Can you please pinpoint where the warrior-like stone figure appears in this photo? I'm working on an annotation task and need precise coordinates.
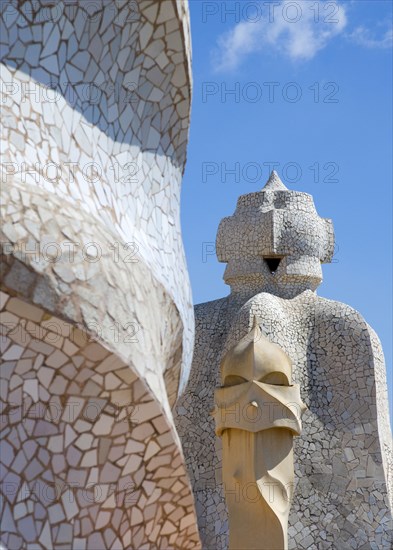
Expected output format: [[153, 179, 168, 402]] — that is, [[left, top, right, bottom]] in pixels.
[[213, 317, 306, 549], [176, 171, 392, 549]]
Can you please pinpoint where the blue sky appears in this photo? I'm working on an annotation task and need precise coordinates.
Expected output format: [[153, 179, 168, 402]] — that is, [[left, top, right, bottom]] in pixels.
[[180, 1, 392, 421]]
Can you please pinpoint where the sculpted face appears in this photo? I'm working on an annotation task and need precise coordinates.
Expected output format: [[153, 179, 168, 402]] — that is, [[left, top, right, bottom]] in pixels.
[[214, 318, 305, 437]]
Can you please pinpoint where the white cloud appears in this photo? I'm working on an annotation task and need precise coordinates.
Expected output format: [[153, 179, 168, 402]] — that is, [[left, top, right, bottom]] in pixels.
[[349, 26, 393, 49], [212, 1, 348, 72]]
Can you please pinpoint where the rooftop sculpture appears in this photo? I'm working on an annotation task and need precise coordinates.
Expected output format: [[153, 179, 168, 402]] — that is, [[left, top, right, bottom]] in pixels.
[[1, 0, 391, 547], [176, 171, 392, 549]]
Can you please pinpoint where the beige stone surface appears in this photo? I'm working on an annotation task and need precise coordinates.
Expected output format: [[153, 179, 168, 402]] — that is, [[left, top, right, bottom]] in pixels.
[[214, 320, 305, 550]]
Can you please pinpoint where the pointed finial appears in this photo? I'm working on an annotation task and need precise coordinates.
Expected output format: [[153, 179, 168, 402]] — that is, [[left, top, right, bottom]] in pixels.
[[262, 170, 288, 191]]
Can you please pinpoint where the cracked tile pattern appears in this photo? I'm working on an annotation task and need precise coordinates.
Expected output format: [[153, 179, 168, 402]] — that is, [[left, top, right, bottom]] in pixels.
[[0, 0, 194, 393], [1, 1, 200, 548], [0, 293, 200, 550], [176, 174, 393, 550]]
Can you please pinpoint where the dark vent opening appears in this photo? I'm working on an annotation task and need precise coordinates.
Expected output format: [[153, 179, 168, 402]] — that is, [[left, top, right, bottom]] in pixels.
[[264, 257, 282, 274]]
